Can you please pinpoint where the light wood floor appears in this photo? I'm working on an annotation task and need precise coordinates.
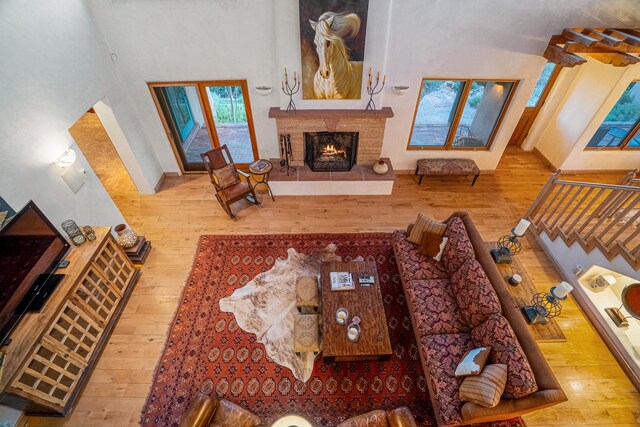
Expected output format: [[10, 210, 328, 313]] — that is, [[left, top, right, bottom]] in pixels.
[[24, 114, 640, 426]]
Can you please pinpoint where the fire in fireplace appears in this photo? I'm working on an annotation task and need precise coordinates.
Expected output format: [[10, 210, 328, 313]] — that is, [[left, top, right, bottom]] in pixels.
[[304, 131, 359, 172]]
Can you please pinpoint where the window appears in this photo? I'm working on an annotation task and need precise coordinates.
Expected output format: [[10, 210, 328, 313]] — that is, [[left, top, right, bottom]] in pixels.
[[527, 63, 556, 107], [408, 79, 517, 150], [586, 81, 640, 149]]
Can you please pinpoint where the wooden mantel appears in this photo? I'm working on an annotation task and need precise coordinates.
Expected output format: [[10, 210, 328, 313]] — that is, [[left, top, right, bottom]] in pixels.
[[268, 107, 394, 119]]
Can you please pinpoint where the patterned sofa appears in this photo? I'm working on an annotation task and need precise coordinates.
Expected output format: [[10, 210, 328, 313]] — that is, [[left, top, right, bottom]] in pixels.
[[391, 212, 567, 427]]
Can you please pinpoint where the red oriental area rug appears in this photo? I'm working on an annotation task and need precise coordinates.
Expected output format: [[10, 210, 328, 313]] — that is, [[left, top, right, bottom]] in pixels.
[[141, 233, 525, 427]]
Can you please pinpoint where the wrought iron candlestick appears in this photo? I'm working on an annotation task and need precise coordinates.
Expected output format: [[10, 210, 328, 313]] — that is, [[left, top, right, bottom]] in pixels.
[[365, 67, 386, 111], [282, 68, 300, 112]]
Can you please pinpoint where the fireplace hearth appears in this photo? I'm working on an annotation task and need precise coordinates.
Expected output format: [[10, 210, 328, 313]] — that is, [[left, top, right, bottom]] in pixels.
[[304, 132, 359, 172]]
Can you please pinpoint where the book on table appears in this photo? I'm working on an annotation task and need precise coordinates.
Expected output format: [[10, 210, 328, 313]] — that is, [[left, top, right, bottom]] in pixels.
[[330, 272, 355, 291]]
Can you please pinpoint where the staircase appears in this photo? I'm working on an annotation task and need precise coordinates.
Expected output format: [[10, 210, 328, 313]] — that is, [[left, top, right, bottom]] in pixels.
[[524, 169, 640, 270]]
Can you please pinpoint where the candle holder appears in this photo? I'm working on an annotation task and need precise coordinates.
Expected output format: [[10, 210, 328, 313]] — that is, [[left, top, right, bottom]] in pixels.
[[490, 219, 531, 264], [522, 291, 559, 325], [365, 68, 386, 112], [522, 286, 569, 325], [282, 68, 300, 112]]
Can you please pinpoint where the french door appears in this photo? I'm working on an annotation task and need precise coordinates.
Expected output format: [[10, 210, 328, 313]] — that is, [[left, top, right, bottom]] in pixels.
[[149, 80, 258, 172], [508, 63, 561, 147]]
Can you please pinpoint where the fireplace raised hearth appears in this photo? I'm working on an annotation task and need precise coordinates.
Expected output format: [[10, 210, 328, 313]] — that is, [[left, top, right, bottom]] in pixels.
[[304, 131, 359, 172]]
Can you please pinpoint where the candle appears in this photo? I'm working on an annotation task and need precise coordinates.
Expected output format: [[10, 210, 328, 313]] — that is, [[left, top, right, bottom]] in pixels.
[[294, 71, 297, 81], [513, 219, 531, 237], [281, 82, 284, 91], [383, 74, 386, 84], [376, 71, 380, 80], [552, 281, 573, 299]]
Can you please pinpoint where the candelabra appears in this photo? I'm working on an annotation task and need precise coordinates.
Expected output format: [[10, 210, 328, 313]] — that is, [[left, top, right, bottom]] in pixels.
[[281, 68, 300, 112], [365, 68, 386, 111]]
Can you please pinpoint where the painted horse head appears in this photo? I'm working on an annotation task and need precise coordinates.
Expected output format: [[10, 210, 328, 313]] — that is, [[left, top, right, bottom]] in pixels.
[[309, 12, 361, 80]]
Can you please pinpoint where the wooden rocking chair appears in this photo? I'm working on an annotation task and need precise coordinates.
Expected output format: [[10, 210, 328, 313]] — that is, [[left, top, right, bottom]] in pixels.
[[201, 145, 259, 219]]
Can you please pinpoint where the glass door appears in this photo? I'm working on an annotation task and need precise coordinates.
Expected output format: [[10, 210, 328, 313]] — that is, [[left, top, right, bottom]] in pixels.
[[508, 63, 561, 146], [202, 83, 258, 165], [149, 80, 258, 172]]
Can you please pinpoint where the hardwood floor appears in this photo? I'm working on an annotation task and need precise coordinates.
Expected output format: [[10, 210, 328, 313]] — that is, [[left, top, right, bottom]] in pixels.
[[23, 115, 640, 426]]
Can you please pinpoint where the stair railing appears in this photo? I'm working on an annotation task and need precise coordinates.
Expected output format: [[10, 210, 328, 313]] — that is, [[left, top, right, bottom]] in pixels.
[[524, 169, 640, 269]]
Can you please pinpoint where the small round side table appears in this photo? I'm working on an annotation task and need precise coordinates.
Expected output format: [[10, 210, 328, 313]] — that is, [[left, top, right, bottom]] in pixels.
[[271, 414, 313, 427], [249, 159, 275, 201]]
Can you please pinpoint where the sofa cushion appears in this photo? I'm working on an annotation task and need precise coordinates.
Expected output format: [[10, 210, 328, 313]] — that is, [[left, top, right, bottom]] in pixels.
[[392, 231, 449, 280], [451, 259, 502, 327], [441, 217, 476, 275], [405, 279, 469, 335], [471, 314, 538, 399], [421, 333, 474, 425]]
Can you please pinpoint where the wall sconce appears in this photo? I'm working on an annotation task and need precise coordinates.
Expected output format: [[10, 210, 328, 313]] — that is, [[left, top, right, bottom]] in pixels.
[[54, 148, 85, 193], [55, 149, 77, 168], [255, 86, 273, 96], [392, 85, 410, 95]]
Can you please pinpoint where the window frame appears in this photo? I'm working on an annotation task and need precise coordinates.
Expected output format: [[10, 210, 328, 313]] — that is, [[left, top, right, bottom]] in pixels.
[[406, 78, 519, 151], [584, 80, 640, 151]]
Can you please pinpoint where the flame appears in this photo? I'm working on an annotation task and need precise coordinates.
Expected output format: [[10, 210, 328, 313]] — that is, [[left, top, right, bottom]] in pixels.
[[321, 144, 347, 157]]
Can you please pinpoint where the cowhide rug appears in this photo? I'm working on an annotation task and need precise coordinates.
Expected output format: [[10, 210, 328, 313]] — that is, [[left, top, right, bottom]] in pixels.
[[219, 244, 341, 382]]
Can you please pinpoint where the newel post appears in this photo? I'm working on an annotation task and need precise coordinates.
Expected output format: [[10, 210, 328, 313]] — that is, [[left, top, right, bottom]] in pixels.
[[524, 169, 562, 220]]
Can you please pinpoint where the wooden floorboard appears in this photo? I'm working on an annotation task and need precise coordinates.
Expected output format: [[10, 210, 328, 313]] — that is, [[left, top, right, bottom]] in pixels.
[[22, 113, 640, 426]]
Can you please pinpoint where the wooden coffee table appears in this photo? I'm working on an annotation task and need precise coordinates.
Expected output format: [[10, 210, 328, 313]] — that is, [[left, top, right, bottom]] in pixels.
[[320, 260, 393, 362]]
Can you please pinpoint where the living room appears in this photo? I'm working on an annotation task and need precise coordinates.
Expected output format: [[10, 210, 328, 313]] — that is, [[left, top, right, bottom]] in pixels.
[[1, 0, 640, 426]]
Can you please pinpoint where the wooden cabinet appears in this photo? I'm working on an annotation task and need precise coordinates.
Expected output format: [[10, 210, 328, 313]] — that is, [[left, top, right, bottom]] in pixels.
[[0, 227, 140, 415]]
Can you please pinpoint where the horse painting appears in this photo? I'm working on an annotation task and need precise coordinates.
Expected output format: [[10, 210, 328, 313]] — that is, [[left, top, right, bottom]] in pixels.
[[308, 12, 363, 99]]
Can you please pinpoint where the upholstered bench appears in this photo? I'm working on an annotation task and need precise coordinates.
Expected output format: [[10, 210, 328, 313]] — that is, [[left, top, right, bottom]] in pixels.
[[296, 276, 319, 313], [415, 159, 480, 186], [294, 314, 320, 356]]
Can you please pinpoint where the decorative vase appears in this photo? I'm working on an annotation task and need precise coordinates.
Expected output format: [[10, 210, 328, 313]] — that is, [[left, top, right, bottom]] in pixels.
[[61, 219, 85, 246], [373, 160, 388, 175], [114, 224, 138, 249]]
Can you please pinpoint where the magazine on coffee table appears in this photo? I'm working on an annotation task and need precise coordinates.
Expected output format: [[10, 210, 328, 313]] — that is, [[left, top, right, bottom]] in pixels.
[[330, 272, 355, 291]]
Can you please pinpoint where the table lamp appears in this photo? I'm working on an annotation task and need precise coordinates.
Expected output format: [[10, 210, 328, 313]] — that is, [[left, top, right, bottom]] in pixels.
[[522, 281, 573, 324], [490, 219, 531, 264]]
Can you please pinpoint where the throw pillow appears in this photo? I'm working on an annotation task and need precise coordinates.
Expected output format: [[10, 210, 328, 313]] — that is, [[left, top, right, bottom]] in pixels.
[[459, 363, 508, 408], [418, 230, 442, 257], [455, 347, 491, 377], [213, 164, 239, 189], [407, 213, 447, 245], [434, 237, 448, 262]]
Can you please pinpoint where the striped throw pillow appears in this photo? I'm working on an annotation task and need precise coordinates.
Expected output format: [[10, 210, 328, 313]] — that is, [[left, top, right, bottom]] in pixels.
[[407, 214, 447, 244], [459, 364, 508, 408]]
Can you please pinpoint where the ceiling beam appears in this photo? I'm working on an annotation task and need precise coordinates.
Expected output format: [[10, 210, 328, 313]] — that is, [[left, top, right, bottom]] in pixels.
[[588, 53, 640, 67], [543, 44, 586, 67], [544, 27, 640, 68], [561, 29, 599, 46], [581, 28, 624, 47]]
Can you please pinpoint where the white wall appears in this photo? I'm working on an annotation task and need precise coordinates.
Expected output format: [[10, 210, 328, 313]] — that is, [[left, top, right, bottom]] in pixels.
[[0, 0, 127, 230], [87, 0, 640, 174], [534, 58, 640, 171]]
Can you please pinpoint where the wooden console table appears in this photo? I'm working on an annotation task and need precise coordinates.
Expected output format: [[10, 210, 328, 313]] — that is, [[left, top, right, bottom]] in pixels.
[[485, 242, 566, 343], [0, 227, 140, 415]]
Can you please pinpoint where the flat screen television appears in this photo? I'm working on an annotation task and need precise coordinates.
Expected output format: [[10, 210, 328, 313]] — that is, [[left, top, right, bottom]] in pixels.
[[0, 201, 70, 345]]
